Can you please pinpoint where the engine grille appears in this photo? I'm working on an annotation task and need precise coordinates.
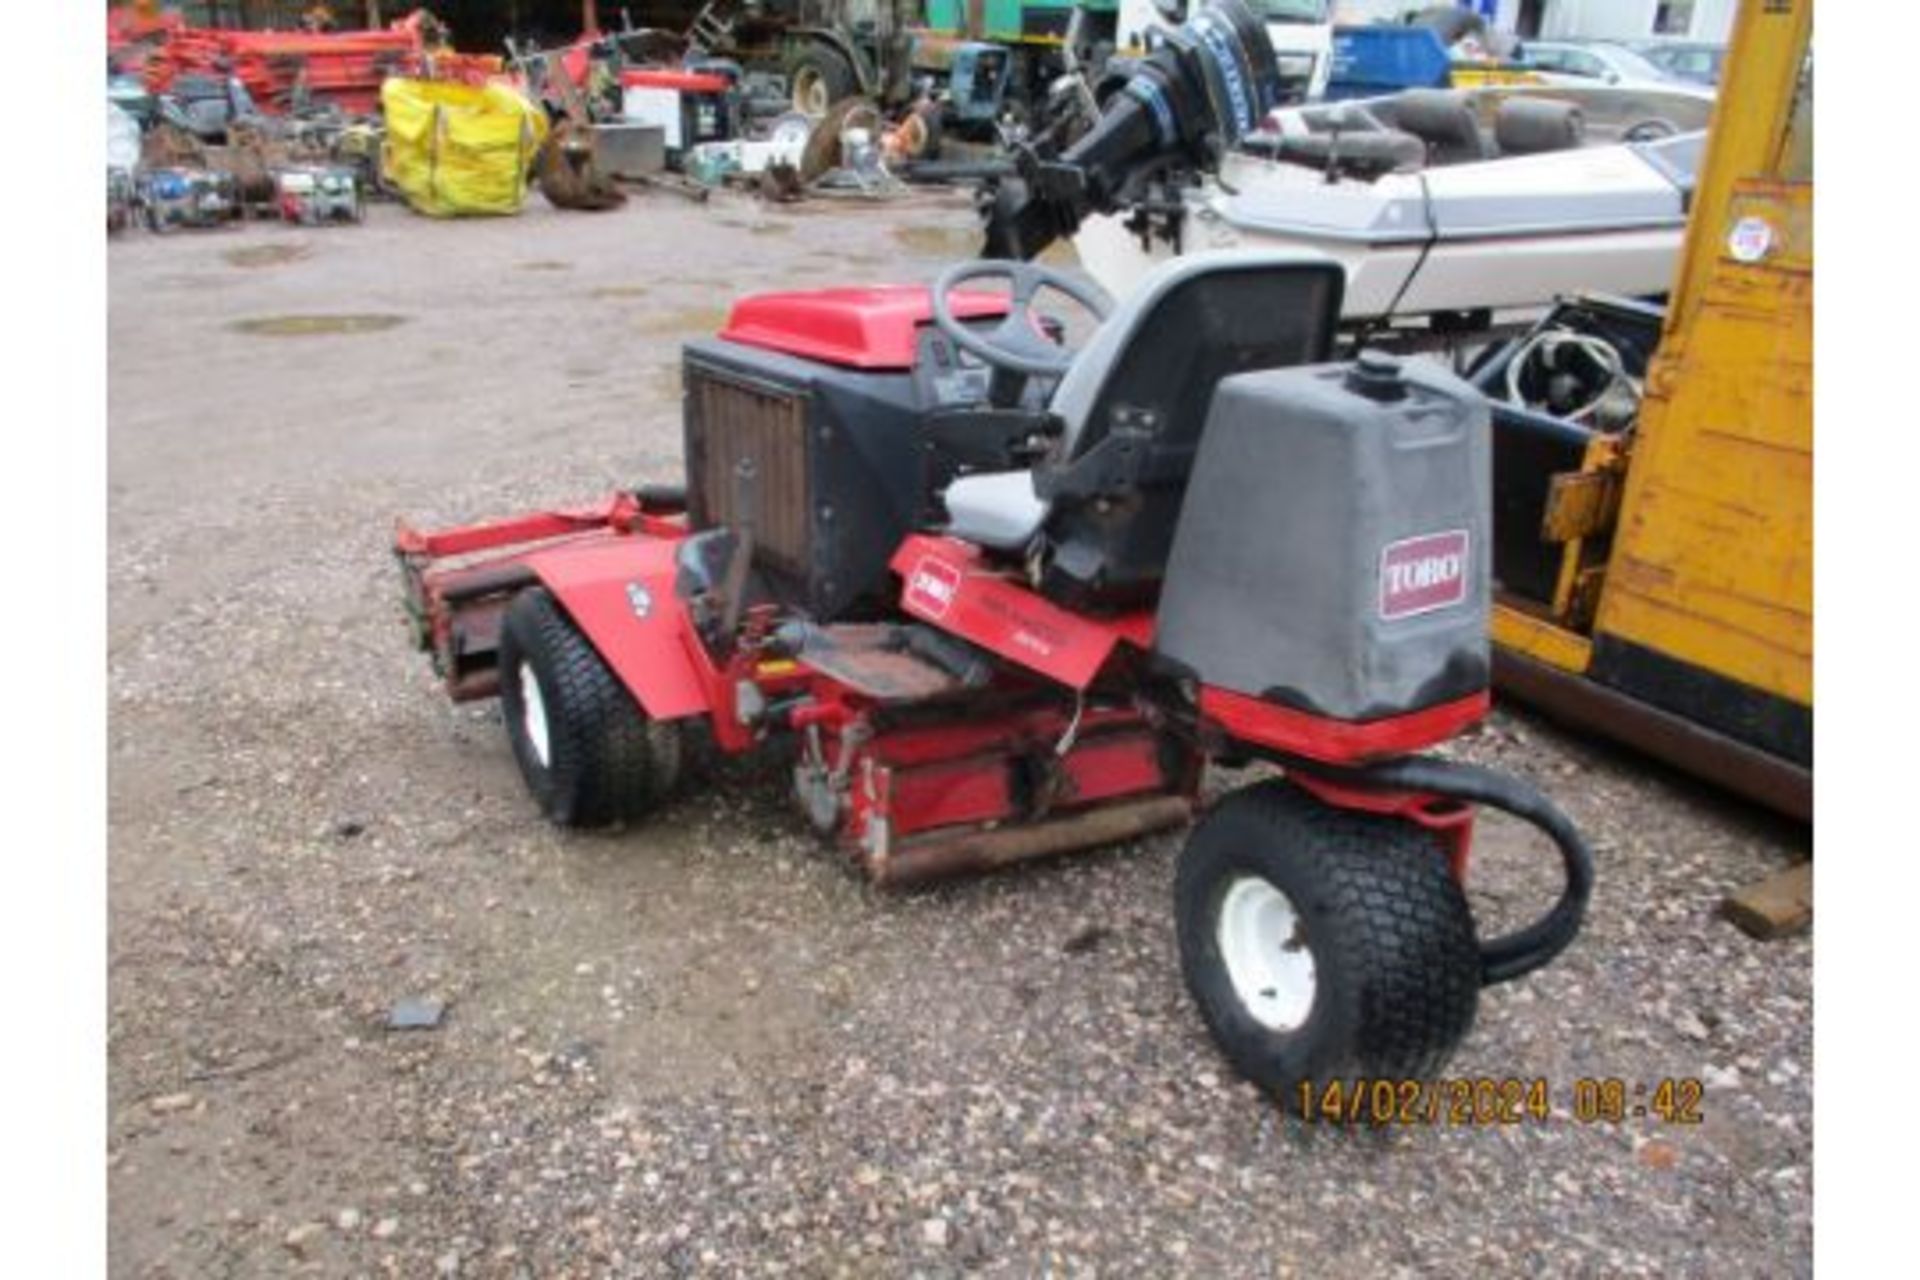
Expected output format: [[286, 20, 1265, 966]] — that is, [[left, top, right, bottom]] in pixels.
[[684, 363, 811, 582]]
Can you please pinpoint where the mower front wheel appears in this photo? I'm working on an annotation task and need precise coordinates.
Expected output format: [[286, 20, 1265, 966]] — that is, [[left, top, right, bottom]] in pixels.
[[1175, 780, 1480, 1109], [498, 587, 683, 828]]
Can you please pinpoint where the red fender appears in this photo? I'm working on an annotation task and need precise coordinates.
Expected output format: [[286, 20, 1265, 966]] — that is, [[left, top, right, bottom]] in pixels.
[[889, 535, 1154, 689], [521, 536, 711, 721]]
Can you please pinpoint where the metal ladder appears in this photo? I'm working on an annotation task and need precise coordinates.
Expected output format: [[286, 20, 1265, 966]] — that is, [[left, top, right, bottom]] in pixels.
[[686, 3, 735, 57]]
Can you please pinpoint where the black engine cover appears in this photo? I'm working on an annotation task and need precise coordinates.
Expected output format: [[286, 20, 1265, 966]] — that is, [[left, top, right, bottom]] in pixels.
[[682, 334, 1001, 620]]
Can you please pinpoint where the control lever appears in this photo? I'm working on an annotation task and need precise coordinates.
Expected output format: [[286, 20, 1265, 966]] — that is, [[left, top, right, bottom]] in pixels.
[[719, 457, 756, 641]]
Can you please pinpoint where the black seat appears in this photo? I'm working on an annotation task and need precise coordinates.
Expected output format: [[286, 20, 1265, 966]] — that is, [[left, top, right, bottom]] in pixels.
[[1371, 89, 1488, 165], [1494, 97, 1585, 155], [942, 251, 1345, 610]]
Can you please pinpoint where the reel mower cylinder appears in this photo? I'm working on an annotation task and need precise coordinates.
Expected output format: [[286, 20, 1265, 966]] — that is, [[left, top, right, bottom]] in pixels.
[[1154, 353, 1492, 723]]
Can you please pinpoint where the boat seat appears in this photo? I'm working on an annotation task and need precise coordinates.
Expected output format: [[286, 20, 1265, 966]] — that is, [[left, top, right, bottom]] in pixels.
[[1495, 98, 1585, 155], [943, 251, 1344, 607], [1274, 128, 1427, 178], [1373, 89, 1487, 165]]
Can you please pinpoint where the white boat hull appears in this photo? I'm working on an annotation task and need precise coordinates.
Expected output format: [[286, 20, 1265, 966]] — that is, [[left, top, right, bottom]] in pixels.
[[1075, 208, 1685, 319], [1073, 87, 1708, 319]]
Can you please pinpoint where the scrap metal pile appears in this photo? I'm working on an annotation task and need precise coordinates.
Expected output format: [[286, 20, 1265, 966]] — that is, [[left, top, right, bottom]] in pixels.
[[105, 8, 487, 236], [101, 2, 1143, 234], [112, 9, 500, 117]]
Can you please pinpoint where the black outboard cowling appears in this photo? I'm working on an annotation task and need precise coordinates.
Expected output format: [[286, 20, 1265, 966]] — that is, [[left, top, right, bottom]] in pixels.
[[982, 0, 1280, 261]]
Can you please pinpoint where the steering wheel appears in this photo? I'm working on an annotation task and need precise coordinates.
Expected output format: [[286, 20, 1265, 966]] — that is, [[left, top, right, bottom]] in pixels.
[[929, 259, 1116, 379]]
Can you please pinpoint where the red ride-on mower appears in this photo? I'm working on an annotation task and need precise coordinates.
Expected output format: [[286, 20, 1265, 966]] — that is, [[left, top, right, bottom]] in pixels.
[[395, 250, 1594, 1102]]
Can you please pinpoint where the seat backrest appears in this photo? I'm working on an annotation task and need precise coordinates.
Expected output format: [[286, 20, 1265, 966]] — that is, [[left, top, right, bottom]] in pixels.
[[1035, 251, 1344, 609], [1370, 89, 1487, 165], [1494, 96, 1585, 155]]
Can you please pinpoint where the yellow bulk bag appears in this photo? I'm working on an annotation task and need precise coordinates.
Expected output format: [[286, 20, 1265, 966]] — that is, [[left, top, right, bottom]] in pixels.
[[380, 78, 548, 217]]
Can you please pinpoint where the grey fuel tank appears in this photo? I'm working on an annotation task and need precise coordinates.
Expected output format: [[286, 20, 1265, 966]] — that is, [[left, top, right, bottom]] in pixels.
[[1153, 352, 1491, 723]]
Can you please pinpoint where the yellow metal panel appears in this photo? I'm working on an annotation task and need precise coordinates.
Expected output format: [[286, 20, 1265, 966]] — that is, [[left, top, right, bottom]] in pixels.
[[1660, 0, 1813, 327], [1595, 177, 1812, 707], [1539, 468, 1619, 544], [1584, 0, 1814, 711], [1492, 603, 1593, 675]]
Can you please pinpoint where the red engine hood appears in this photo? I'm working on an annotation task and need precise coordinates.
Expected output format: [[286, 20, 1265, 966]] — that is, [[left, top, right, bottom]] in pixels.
[[718, 285, 1010, 371]]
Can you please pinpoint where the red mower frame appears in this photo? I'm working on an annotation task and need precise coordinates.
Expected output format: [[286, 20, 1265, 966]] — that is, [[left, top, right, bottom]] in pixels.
[[396, 497, 1523, 892]]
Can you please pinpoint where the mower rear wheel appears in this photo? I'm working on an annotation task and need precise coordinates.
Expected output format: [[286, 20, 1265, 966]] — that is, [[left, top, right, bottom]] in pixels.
[[498, 587, 683, 828], [1175, 780, 1480, 1108]]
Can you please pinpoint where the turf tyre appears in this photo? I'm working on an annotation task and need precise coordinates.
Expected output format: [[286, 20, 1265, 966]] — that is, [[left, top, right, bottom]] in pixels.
[[1175, 780, 1480, 1108], [498, 587, 683, 828]]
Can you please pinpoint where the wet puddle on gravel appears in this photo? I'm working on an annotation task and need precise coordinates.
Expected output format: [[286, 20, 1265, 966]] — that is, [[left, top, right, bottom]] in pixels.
[[224, 243, 311, 269], [517, 260, 573, 271], [635, 305, 731, 337], [714, 218, 794, 236], [591, 284, 652, 300], [891, 224, 1078, 265], [229, 313, 407, 337], [893, 224, 978, 257]]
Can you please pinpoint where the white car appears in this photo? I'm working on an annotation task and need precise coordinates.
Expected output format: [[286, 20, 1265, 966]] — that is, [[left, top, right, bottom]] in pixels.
[[1516, 40, 1683, 89]]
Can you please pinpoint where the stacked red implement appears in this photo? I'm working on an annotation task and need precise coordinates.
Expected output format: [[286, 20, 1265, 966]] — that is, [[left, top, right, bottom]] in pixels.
[[130, 12, 501, 116]]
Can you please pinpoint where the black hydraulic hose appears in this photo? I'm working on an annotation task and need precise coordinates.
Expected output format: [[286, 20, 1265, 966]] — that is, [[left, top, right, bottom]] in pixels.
[[1288, 753, 1595, 986]]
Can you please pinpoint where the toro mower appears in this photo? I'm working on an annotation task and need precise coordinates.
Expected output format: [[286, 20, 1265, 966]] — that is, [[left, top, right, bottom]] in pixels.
[[395, 1, 1592, 1102]]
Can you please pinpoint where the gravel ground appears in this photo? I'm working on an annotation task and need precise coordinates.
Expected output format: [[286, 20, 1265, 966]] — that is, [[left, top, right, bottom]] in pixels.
[[109, 190, 1811, 1278]]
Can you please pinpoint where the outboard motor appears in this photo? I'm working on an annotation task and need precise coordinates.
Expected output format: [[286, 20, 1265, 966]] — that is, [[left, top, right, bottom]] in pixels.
[[982, 0, 1280, 260]]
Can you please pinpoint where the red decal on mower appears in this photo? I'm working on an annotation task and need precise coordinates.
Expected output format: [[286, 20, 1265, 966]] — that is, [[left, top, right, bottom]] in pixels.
[[1379, 530, 1470, 621], [904, 556, 963, 619], [890, 536, 1151, 689]]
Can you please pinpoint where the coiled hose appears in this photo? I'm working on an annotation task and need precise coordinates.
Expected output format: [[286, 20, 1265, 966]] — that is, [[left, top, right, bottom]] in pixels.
[[1294, 753, 1596, 986]]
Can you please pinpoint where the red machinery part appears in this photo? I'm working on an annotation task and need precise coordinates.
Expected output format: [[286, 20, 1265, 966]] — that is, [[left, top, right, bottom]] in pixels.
[[391, 496, 1513, 895], [394, 495, 706, 709], [144, 26, 424, 115], [621, 70, 733, 94], [518, 537, 710, 722], [1285, 770, 1477, 881], [397, 496, 1201, 883], [720, 288, 1011, 371], [889, 535, 1154, 689], [1198, 684, 1490, 767], [131, 14, 499, 116], [830, 701, 1197, 884]]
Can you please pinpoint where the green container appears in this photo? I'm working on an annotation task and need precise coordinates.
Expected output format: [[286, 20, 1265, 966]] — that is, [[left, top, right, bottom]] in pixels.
[[921, 0, 1117, 45]]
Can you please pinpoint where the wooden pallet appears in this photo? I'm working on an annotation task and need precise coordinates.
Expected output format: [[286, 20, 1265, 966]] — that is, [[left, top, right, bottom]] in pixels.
[[1721, 861, 1812, 940]]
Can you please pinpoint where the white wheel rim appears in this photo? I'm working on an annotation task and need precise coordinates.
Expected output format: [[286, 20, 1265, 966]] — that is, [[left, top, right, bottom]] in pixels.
[[1217, 875, 1318, 1033], [518, 661, 551, 769], [794, 69, 827, 117]]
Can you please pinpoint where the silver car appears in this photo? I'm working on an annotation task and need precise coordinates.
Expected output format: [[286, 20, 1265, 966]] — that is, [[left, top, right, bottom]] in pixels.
[[1516, 40, 1682, 89]]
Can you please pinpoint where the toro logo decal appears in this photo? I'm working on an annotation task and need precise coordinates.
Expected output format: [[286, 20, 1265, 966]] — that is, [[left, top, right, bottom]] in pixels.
[[1379, 530, 1470, 621], [904, 556, 963, 619]]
